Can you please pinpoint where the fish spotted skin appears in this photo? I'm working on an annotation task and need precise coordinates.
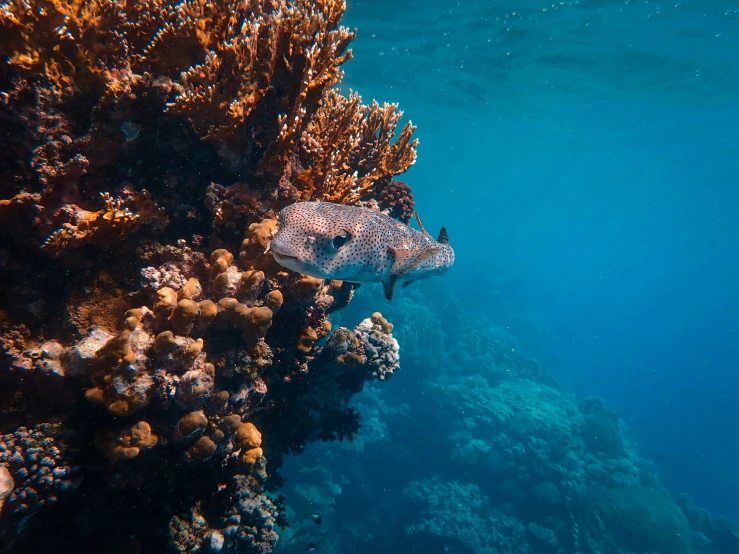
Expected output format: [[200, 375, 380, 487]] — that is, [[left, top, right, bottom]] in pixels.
[[270, 201, 454, 300]]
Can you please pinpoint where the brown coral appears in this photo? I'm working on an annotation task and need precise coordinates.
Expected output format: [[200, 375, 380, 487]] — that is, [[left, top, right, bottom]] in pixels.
[[242, 447, 264, 466], [209, 249, 234, 280], [170, 299, 200, 335], [239, 219, 280, 274], [98, 421, 158, 461], [296, 90, 418, 204], [371, 312, 394, 334], [377, 179, 415, 224], [234, 422, 262, 451], [177, 411, 209, 439], [297, 327, 319, 354], [185, 436, 217, 462], [42, 193, 141, 252], [167, 0, 355, 169]]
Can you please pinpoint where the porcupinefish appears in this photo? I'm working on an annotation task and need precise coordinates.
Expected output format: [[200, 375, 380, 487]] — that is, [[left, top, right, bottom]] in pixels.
[[270, 201, 454, 300]]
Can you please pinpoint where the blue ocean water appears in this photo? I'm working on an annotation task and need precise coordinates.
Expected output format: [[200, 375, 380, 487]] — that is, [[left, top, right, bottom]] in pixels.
[[275, 0, 739, 551]]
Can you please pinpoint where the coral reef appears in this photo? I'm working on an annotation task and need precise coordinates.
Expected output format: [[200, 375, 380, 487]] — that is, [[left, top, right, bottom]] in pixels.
[[0, 0, 418, 255], [273, 285, 739, 554], [0, 423, 79, 521], [0, 0, 416, 551]]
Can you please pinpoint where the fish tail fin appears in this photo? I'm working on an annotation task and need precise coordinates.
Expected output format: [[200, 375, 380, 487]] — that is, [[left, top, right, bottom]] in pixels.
[[389, 246, 440, 277]]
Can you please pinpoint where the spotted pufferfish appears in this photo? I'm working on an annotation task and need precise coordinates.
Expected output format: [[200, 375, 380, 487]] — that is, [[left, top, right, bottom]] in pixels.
[[270, 201, 454, 300]]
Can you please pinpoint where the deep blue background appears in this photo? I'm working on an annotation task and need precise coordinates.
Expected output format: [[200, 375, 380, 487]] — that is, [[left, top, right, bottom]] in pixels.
[[340, 0, 739, 518]]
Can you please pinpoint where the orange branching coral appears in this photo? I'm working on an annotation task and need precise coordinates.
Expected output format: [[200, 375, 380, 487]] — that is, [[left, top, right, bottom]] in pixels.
[[0, 0, 127, 71], [297, 89, 419, 204], [42, 192, 166, 252], [167, 0, 354, 162], [0, 0, 221, 87]]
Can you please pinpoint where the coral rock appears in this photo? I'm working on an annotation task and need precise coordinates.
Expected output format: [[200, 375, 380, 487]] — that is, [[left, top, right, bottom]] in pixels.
[[177, 411, 209, 439], [170, 299, 200, 335], [229, 305, 273, 346], [177, 278, 202, 301], [266, 290, 284, 311], [234, 423, 262, 451], [292, 276, 325, 304], [0, 0, 416, 548], [176, 367, 214, 408], [198, 300, 218, 327], [185, 436, 217, 462], [239, 219, 280, 274], [154, 330, 177, 353], [297, 327, 319, 354], [62, 328, 113, 377], [224, 414, 243, 434], [319, 327, 367, 376], [42, 193, 144, 252], [155, 287, 178, 316], [355, 315, 400, 380], [242, 447, 264, 466], [0, 465, 14, 512], [209, 249, 234, 280], [239, 270, 265, 299], [377, 179, 415, 224], [99, 421, 158, 461], [371, 312, 394, 334], [0, 424, 78, 516]]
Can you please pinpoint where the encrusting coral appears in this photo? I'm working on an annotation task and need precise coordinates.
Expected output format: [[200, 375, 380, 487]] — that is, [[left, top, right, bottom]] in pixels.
[[0, 1, 414, 551]]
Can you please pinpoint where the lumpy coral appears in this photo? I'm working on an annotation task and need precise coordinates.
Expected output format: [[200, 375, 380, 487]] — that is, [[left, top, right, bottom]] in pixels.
[[0, 1, 414, 551], [0, 424, 79, 520]]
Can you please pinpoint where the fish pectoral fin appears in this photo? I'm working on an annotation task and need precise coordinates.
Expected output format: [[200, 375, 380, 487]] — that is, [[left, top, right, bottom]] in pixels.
[[389, 246, 440, 277], [382, 275, 398, 301], [401, 279, 416, 288]]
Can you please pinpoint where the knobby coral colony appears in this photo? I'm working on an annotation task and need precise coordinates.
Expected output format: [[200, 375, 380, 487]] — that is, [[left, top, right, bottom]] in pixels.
[[0, 0, 413, 551]]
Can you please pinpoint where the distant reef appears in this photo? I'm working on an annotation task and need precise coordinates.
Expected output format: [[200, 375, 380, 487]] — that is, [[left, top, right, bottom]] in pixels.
[[274, 293, 739, 554], [0, 1, 416, 551]]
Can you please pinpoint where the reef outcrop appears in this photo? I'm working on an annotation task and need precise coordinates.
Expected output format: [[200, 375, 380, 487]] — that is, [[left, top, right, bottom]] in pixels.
[[0, 1, 412, 551]]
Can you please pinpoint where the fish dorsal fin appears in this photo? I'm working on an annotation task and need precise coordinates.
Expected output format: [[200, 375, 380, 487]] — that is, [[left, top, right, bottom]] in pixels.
[[438, 227, 449, 244], [382, 275, 398, 301], [389, 245, 440, 277], [414, 210, 433, 239]]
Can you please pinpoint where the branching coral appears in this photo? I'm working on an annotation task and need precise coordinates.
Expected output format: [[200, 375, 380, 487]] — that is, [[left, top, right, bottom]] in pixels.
[[168, 0, 355, 168], [0, 0, 416, 260], [296, 89, 419, 204], [42, 192, 167, 252]]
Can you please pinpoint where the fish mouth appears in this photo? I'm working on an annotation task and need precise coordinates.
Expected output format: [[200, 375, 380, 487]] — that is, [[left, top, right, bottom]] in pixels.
[[271, 248, 299, 263]]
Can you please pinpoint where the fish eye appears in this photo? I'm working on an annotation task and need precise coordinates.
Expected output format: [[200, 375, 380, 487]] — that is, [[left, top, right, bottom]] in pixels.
[[332, 233, 350, 249]]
